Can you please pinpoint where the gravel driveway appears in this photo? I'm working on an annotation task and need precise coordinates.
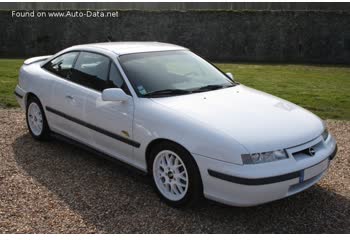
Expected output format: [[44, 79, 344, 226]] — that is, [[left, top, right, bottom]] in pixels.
[[0, 109, 349, 233]]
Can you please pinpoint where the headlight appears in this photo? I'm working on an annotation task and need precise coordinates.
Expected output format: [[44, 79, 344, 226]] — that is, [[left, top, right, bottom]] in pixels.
[[322, 128, 329, 141], [241, 149, 288, 164]]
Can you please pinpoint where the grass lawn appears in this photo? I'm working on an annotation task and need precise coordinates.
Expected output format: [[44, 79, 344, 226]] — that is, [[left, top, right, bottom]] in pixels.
[[0, 59, 349, 120], [216, 63, 350, 120], [0, 59, 24, 108]]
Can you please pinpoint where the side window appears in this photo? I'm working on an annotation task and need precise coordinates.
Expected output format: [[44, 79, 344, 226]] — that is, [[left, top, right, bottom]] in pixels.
[[109, 63, 131, 95], [70, 52, 110, 91], [43, 52, 79, 79]]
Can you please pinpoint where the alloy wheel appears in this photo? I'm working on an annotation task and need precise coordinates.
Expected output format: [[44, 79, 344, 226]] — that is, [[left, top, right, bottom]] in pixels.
[[153, 150, 189, 201]]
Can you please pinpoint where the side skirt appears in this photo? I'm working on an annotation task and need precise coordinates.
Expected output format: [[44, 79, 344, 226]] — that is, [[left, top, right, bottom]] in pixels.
[[50, 131, 147, 176]]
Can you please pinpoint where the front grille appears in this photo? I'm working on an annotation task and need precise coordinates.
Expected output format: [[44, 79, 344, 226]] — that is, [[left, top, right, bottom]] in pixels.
[[292, 140, 323, 161]]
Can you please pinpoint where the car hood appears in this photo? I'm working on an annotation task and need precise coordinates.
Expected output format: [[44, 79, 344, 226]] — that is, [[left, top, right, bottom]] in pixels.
[[151, 85, 324, 153]]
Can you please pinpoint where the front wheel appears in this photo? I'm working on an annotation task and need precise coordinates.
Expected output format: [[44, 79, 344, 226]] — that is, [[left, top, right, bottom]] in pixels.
[[150, 142, 203, 207]]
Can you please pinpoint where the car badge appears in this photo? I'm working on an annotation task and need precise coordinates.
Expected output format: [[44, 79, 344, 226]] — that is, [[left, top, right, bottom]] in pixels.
[[121, 130, 130, 137], [308, 147, 316, 156]]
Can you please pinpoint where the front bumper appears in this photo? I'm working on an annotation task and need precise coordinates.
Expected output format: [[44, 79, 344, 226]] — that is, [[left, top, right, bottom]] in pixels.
[[194, 135, 337, 207]]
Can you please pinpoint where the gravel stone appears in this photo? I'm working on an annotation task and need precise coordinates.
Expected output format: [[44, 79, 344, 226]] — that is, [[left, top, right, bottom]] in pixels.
[[0, 108, 349, 233]]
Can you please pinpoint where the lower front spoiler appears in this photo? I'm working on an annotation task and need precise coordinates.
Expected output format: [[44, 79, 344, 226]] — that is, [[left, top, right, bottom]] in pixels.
[[195, 144, 337, 207], [208, 169, 328, 207]]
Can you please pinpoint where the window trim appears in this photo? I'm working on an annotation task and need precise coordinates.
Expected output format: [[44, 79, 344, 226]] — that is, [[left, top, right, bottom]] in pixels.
[[42, 50, 132, 95]]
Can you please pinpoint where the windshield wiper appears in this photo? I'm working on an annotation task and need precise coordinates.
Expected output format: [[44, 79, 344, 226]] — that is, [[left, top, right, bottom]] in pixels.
[[143, 89, 192, 97], [192, 84, 233, 92]]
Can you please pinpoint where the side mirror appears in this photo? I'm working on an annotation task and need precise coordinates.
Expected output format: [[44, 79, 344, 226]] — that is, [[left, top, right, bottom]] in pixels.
[[226, 72, 234, 81], [102, 88, 129, 102]]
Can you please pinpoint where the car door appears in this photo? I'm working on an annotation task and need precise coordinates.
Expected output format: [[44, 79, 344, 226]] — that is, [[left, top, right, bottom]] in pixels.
[[43, 51, 92, 144], [72, 52, 135, 163]]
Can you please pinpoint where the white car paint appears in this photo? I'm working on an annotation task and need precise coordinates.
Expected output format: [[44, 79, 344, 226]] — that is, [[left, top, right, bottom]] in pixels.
[[151, 85, 324, 154], [15, 42, 337, 206]]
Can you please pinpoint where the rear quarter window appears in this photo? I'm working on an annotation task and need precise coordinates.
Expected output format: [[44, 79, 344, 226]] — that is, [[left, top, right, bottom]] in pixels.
[[43, 52, 79, 79]]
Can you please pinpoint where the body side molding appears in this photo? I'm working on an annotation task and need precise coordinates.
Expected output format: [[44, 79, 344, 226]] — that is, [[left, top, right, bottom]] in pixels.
[[14, 91, 23, 99], [45, 106, 141, 148]]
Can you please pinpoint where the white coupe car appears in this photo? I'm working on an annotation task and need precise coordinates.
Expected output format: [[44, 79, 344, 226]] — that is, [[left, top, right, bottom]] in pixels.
[[15, 42, 337, 207]]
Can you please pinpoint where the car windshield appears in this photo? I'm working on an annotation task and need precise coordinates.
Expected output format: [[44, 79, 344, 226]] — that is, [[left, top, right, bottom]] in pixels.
[[119, 50, 236, 97]]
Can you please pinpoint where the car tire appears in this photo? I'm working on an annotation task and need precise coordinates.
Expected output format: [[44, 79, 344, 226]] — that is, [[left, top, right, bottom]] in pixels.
[[149, 142, 203, 207], [26, 95, 50, 140]]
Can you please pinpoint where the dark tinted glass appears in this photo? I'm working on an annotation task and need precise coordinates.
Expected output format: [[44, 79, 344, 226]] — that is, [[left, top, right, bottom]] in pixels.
[[70, 52, 110, 91], [43, 52, 78, 79], [119, 50, 234, 96]]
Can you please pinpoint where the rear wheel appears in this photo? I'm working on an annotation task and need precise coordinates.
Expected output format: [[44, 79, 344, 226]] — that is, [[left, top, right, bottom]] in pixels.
[[149, 142, 203, 207], [26, 96, 50, 140]]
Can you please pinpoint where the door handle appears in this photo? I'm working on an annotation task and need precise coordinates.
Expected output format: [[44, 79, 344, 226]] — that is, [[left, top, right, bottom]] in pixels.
[[65, 95, 74, 100], [65, 95, 76, 104]]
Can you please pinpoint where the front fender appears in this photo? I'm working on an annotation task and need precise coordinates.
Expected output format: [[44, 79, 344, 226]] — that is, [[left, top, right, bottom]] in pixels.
[[132, 99, 248, 170]]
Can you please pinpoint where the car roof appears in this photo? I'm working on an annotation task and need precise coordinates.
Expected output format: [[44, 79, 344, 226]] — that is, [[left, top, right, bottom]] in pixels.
[[72, 42, 187, 55]]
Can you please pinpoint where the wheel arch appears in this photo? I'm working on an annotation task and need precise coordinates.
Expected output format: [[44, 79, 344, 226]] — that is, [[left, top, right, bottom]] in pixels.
[[24, 92, 40, 107], [145, 138, 204, 206], [145, 138, 199, 173]]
